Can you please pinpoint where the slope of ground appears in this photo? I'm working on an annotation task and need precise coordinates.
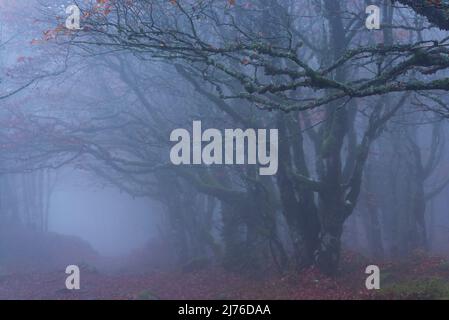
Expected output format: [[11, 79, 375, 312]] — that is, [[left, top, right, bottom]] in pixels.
[[0, 225, 100, 274]]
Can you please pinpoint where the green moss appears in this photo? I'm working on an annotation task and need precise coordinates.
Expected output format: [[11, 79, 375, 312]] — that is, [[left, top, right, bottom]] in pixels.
[[215, 292, 232, 300], [380, 277, 449, 300], [320, 133, 336, 157], [437, 261, 449, 273], [136, 290, 160, 300]]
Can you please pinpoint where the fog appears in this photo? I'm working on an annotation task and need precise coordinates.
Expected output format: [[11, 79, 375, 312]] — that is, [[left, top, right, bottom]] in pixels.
[[2, 0, 449, 300], [48, 169, 159, 256]]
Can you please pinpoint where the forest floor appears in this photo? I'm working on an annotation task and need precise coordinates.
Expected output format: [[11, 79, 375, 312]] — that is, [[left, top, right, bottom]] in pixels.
[[1, 251, 449, 299], [1, 229, 449, 299]]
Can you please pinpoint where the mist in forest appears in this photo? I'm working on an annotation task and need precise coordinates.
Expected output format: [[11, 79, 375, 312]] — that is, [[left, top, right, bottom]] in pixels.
[[48, 169, 159, 256], [2, 0, 449, 300]]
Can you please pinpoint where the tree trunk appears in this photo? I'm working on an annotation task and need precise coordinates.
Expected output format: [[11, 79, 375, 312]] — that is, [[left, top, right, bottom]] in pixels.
[[314, 188, 346, 275]]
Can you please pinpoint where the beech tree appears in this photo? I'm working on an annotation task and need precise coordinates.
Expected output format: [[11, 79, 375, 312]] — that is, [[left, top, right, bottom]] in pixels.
[[31, 0, 449, 274]]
